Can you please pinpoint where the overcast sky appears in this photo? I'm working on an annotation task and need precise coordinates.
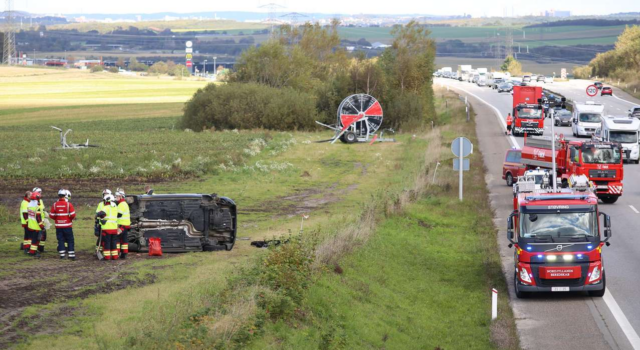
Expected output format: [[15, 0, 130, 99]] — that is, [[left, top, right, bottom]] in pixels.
[[11, 0, 640, 17]]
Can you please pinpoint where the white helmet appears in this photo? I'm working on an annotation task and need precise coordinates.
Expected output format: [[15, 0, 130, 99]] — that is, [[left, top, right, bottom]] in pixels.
[[65, 190, 71, 199], [33, 187, 42, 193], [104, 194, 115, 202], [115, 188, 125, 197], [102, 189, 112, 199], [58, 189, 66, 197]]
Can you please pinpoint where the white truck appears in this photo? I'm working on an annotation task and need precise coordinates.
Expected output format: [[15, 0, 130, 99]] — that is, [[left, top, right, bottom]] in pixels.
[[596, 116, 640, 164], [488, 71, 510, 88], [458, 65, 472, 81], [572, 102, 605, 137]]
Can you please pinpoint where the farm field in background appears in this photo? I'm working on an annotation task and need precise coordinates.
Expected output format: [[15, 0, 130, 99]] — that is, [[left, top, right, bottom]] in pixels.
[[49, 19, 269, 34]]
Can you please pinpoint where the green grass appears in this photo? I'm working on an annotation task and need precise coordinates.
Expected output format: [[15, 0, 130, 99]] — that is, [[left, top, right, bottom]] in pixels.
[[48, 19, 269, 34]]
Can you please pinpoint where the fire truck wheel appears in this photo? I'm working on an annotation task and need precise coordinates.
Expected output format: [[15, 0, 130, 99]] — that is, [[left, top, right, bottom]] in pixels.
[[506, 174, 514, 186], [514, 272, 530, 299], [600, 196, 619, 204], [587, 271, 606, 297]]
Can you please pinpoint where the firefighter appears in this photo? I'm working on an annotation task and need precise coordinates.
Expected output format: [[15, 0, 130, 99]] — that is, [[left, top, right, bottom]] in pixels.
[[95, 189, 112, 252], [51, 189, 76, 260], [31, 187, 47, 252], [25, 192, 45, 258], [20, 191, 32, 252], [97, 194, 119, 261], [506, 113, 513, 135], [144, 185, 154, 195], [115, 189, 131, 259]]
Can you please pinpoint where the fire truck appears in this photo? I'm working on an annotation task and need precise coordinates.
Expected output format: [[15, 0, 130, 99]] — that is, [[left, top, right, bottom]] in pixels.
[[508, 175, 612, 297], [521, 136, 624, 204], [512, 86, 545, 136]]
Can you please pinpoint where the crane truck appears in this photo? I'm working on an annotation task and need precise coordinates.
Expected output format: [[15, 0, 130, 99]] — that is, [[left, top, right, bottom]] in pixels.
[[521, 136, 624, 203], [508, 174, 612, 298]]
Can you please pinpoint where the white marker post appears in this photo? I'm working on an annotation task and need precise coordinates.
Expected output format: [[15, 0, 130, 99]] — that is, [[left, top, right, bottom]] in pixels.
[[459, 137, 464, 201], [492, 288, 498, 320]]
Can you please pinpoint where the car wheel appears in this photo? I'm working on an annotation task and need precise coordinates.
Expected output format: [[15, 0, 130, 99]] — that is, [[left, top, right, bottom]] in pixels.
[[506, 173, 514, 186], [587, 271, 606, 297], [635, 159, 639, 164], [555, 121, 558, 126]]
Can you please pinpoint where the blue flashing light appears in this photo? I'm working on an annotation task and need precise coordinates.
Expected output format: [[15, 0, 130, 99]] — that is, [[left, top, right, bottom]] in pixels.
[[577, 254, 583, 259], [526, 246, 532, 251], [537, 255, 543, 259], [587, 245, 593, 250]]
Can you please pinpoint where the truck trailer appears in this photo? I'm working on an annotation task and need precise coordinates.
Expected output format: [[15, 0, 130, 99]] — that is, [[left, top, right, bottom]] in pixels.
[[520, 137, 624, 203], [512, 86, 545, 136]]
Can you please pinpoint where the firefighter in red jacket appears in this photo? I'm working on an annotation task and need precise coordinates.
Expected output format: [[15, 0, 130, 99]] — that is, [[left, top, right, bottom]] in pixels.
[[20, 191, 32, 252], [50, 189, 77, 260], [25, 192, 45, 257]]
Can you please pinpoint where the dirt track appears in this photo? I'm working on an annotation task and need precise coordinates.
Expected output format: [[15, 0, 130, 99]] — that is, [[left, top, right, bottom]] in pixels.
[[0, 251, 156, 349]]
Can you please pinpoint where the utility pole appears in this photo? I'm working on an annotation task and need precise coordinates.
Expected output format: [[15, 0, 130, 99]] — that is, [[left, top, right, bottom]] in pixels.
[[2, 0, 17, 65]]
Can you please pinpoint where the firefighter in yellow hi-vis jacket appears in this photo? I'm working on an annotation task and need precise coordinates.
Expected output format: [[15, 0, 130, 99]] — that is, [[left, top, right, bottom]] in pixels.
[[115, 189, 131, 259]]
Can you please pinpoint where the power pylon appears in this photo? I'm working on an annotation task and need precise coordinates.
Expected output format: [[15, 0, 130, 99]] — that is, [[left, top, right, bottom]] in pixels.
[[2, 0, 16, 65]]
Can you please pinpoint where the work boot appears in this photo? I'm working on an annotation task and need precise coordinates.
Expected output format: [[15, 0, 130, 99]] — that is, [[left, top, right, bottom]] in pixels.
[[60, 255, 66, 260], [120, 254, 127, 260], [68, 257, 76, 261], [33, 251, 41, 258], [24, 248, 30, 255]]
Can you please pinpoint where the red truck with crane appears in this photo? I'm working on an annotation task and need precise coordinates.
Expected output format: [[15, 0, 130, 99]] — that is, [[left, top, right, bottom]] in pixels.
[[508, 174, 612, 297], [512, 86, 545, 136], [520, 137, 624, 203]]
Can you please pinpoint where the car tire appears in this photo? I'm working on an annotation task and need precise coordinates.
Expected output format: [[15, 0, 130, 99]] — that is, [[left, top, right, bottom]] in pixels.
[[555, 121, 559, 126], [506, 173, 514, 186], [514, 271, 530, 299], [587, 271, 606, 298], [635, 159, 639, 164]]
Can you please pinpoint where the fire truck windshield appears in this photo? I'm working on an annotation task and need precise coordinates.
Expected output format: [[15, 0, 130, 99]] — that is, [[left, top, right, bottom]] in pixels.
[[581, 146, 621, 164], [518, 108, 542, 119], [520, 211, 598, 239]]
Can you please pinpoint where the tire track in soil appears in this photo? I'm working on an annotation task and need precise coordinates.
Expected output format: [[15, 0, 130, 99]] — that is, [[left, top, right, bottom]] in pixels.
[[0, 251, 157, 349]]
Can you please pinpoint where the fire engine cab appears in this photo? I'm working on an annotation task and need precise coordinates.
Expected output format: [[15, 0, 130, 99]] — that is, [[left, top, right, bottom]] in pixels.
[[508, 175, 612, 298]]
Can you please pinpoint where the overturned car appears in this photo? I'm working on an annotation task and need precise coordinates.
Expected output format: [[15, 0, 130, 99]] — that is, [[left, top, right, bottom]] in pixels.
[[125, 193, 236, 252]]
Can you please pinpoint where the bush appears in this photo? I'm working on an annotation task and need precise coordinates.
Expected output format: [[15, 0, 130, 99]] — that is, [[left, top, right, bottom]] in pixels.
[[180, 83, 319, 131], [90, 65, 104, 73], [108, 66, 119, 73]]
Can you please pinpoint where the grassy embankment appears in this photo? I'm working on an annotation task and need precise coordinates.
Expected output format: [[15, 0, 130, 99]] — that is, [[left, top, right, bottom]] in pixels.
[[0, 66, 517, 349]]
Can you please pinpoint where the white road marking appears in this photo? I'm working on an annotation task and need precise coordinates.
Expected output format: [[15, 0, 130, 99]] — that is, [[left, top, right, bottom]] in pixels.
[[442, 79, 640, 350], [613, 94, 638, 106], [603, 289, 640, 349], [630, 205, 640, 214], [440, 82, 520, 149]]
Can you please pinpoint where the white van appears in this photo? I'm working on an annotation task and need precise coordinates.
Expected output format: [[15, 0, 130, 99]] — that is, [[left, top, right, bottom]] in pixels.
[[572, 101, 605, 137], [596, 116, 640, 163]]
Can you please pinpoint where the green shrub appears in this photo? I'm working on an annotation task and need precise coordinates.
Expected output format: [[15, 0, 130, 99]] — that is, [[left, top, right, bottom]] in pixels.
[[90, 65, 104, 73], [180, 83, 318, 131], [107, 66, 119, 73]]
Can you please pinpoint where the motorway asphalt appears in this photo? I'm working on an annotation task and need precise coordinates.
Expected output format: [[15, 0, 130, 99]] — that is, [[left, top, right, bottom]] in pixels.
[[436, 78, 640, 350]]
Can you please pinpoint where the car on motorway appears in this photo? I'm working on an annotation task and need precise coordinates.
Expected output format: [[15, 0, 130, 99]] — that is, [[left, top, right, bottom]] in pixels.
[[489, 78, 504, 89], [629, 106, 640, 118], [600, 87, 613, 96], [554, 109, 573, 126], [543, 76, 554, 83], [497, 82, 513, 93], [125, 193, 237, 252], [536, 75, 545, 82], [522, 75, 532, 85], [594, 81, 603, 90], [502, 148, 525, 186]]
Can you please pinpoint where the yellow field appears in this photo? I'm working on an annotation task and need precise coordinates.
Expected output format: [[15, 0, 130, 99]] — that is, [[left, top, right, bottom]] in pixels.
[[0, 66, 208, 110]]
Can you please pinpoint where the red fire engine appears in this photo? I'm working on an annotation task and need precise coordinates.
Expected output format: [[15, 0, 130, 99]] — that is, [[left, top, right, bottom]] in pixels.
[[512, 86, 545, 136], [508, 175, 611, 297], [521, 137, 624, 204]]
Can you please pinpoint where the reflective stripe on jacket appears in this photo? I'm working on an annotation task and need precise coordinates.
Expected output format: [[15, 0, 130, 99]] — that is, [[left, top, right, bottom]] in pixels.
[[27, 200, 43, 231], [100, 204, 119, 232], [50, 199, 76, 228], [20, 199, 29, 226]]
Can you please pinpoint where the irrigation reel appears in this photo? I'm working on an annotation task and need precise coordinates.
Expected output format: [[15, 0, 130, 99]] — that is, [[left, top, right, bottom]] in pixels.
[[316, 94, 395, 144]]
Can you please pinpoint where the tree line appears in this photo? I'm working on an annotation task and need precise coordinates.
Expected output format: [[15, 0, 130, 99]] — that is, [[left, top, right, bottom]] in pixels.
[[180, 20, 437, 132], [573, 25, 640, 81]]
